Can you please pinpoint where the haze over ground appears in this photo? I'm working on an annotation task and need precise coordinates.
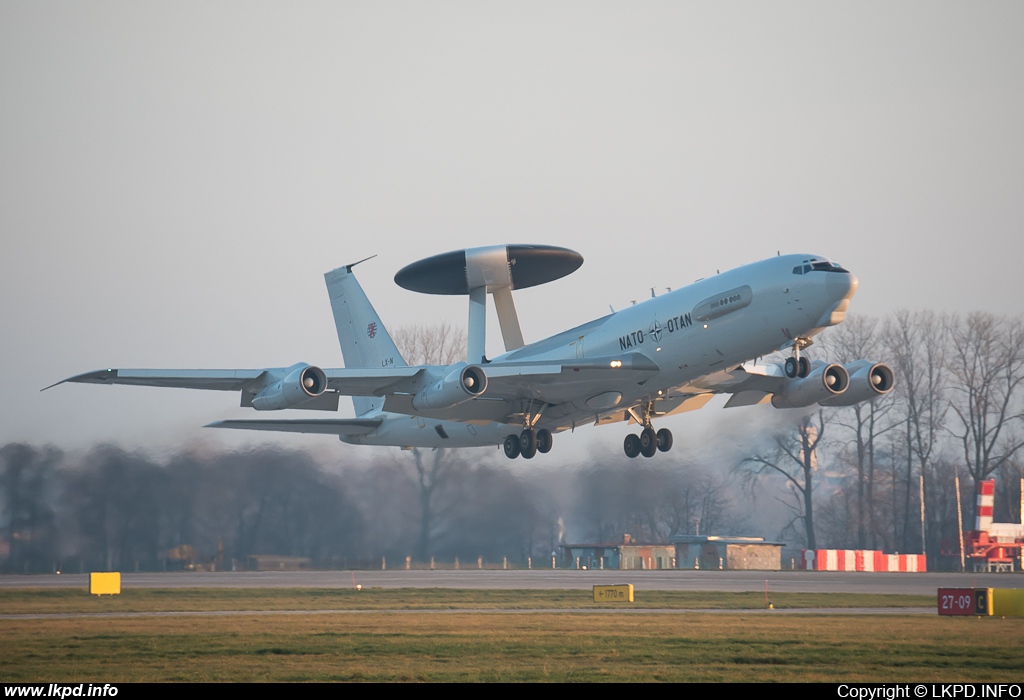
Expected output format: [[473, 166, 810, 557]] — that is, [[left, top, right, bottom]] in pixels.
[[2, 3, 1022, 456]]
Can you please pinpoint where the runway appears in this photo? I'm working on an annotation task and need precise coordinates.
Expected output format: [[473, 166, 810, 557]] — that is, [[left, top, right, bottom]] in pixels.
[[2, 569, 1018, 595]]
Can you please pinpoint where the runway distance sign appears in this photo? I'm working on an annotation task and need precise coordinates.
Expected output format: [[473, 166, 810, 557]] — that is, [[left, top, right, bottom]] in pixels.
[[938, 588, 989, 616], [593, 584, 634, 603]]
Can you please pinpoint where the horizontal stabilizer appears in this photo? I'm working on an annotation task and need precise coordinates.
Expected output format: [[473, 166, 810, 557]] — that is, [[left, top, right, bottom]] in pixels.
[[205, 418, 382, 436]]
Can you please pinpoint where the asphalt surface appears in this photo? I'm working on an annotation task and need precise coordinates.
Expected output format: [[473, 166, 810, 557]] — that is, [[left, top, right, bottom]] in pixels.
[[1, 569, 1019, 595]]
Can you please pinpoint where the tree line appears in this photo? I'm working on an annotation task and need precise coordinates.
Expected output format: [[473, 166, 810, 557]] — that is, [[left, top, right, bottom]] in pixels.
[[0, 441, 750, 573], [738, 311, 1024, 559], [2, 311, 1022, 573]]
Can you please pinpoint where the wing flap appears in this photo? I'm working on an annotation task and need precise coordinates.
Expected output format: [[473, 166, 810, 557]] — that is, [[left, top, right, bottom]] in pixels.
[[205, 418, 382, 435], [323, 367, 424, 396], [723, 390, 773, 408], [482, 353, 660, 401]]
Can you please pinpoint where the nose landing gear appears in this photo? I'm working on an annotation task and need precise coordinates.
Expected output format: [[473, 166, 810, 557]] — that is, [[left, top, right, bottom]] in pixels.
[[784, 337, 813, 379]]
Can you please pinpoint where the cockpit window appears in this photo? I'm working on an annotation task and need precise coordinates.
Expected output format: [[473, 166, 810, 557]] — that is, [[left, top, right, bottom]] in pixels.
[[810, 261, 849, 273], [795, 259, 848, 275]]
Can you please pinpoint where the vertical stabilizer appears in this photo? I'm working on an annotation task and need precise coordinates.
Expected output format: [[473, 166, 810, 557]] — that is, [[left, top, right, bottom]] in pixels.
[[324, 263, 407, 416]]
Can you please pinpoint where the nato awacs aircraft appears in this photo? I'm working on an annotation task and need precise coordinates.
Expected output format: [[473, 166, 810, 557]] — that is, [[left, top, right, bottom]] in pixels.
[[49, 245, 893, 459]]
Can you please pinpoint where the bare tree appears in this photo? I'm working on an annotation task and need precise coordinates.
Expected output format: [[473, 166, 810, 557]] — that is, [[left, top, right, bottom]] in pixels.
[[822, 316, 898, 549], [947, 313, 1024, 502], [392, 322, 468, 561], [884, 310, 949, 554], [739, 412, 828, 550], [393, 322, 466, 366], [576, 460, 745, 544]]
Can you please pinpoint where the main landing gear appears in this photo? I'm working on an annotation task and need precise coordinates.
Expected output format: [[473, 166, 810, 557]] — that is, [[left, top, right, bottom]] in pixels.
[[784, 337, 813, 379], [622, 403, 673, 459], [503, 427, 553, 460], [623, 427, 673, 458]]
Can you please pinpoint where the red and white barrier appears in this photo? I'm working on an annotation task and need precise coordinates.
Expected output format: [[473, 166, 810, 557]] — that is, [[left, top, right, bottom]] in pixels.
[[800, 549, 927, 572]]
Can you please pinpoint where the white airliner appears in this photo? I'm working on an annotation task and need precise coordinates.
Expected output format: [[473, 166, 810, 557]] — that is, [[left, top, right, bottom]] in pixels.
[[49, 245, 893, 459]]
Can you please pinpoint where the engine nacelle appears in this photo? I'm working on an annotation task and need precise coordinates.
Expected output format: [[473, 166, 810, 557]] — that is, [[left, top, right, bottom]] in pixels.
[[771, 363, 849, 409], [820, 362, 895, 407], [251, 364, 328, 411], [411, 365, 487, 411]]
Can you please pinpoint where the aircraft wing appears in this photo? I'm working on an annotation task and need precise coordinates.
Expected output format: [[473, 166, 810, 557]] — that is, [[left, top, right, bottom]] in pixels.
[[45, 365, 426, 413], [324, 367, 424, 395], [661, 358, 892, 410], [587, 362, 789, 427], [382, 353, 662, 422], [675, 362, 786, 408], [44, 368, 267, 391], [480, 353, 661, 400], [47, 366, 425, 394]]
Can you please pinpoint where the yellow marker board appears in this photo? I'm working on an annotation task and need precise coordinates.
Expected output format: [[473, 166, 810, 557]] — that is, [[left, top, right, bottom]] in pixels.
[[992, 588, 1024, 617], [89, 572, 121, 596], [593, 584, 634, 603]]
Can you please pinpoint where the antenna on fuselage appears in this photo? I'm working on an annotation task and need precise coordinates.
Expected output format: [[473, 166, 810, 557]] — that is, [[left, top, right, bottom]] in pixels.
[[393, 245, 584, 363]]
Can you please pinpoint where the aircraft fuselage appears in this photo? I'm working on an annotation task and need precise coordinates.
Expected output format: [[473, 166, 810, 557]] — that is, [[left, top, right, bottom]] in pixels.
[[345, 253, 857, 449]]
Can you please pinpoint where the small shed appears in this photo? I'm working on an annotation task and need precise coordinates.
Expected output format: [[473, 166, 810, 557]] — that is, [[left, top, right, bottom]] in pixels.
[[672, 535, 782, 571], [560, 535, 676, 570]]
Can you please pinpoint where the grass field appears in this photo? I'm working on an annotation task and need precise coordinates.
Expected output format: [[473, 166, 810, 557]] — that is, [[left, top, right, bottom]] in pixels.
[[2, 588, 1021, 682]]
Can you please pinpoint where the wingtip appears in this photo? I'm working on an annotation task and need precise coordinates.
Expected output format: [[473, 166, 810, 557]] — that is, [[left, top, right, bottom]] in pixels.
[[41, 368, 119, 391]]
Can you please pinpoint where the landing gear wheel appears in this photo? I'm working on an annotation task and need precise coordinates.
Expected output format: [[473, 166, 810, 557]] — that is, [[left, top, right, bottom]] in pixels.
[[503, 434, 521, 459], [536, 428, 553, 454], [656, 428, 673, 452], [520, 428, 537, 459], [640, 427, 658, 458], [785, 357, 798, 378], [623, 433, 641, 459], [798, 356, 810, 378]]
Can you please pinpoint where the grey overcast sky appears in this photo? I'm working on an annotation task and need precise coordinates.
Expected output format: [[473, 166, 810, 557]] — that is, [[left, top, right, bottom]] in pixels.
[[2, 2, 1022, 455]]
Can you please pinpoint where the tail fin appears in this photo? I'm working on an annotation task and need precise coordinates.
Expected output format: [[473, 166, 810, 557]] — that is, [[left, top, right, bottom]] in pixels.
[[324, 262, 407, 416]]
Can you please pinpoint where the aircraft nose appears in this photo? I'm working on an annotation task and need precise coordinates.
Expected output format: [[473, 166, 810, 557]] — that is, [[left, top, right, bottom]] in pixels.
[[827, 270, 858, 302]]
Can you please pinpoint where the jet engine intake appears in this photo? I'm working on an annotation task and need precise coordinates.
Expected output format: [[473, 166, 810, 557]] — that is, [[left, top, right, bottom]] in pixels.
[[411, 365, 488, 411], [771, 363, 849, 409], [251, 364, 328, 411], [820, 362, 894, 406]]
